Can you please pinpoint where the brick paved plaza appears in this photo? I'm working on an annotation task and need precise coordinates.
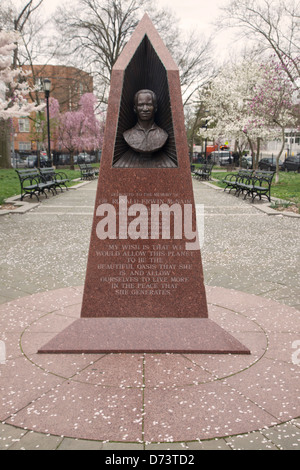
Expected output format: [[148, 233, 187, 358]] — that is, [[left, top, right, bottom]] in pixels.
[[0, 179, 299, 450]]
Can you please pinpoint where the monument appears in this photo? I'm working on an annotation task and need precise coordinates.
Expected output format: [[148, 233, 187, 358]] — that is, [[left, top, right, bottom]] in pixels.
[[39, 14, 250, 354]]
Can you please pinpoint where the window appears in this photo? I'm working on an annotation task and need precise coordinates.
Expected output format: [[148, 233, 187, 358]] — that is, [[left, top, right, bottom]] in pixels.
[[19, 118, 30, 133], [19, 142, 31, 151]]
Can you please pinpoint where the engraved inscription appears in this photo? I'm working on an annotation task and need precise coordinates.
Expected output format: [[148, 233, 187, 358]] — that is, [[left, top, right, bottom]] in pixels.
[[94, 191, 203, 297], [97, 243, 192, 296]]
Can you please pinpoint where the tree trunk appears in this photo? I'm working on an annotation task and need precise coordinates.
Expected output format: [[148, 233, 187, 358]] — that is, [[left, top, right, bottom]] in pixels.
[[247, 136, 256, 169], [256, 137, 261, 167], [70, 151, 75, 171], [0, 120, 11, 169]]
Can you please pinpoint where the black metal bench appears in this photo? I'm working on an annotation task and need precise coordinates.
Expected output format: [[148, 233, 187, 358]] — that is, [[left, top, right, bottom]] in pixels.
[[87, 163, 99, 177], [222, 170, 254, 193], [16, 169, 56, 201], [223, 170, 275, 202], [79, 164, 99, 180], [192, 163, 214, 181], [39, 168, 70, 193], [236, 170, 275, 202]]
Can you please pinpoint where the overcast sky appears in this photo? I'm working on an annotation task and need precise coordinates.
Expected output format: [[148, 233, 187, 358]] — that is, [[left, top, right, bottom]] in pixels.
[[41, 0, 237, 59], [158, 0, 236, 58], [158, 0, 229, 32], [42, 0, 230, 35]]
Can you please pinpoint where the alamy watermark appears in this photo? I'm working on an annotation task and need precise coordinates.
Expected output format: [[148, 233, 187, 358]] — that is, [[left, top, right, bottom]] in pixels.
[[0, 340, 6, 365], [292, 340, 300, 366], [95, 196, 204, 250]]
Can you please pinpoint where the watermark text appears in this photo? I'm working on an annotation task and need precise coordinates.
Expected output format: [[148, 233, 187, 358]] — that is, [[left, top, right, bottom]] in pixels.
[[292, 340, 300, 365], [0, 340, 6, 365], [95, 196, 204, 251]]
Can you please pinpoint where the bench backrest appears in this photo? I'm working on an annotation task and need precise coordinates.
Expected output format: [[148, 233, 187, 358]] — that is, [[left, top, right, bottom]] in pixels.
[[79, 163, 95, 171], [205, 163, 214, 171], [16, 169, 40, 181], [39, 168, 55, 174], [39, 168, 57, 182], [238, 169, 254, 176], [196, 163, 214, 170], [254, 170, 275, 180]]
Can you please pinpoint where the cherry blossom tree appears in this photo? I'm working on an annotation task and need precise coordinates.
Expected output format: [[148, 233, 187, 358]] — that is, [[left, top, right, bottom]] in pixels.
[[197, 56, 299, 177], [197, 60, 274, 168], [248, 58, 298, 180], [0, 30, 44, 167], [0, 30, 44, 119], [49, 93, 104, 169], [219, 0, 300, 89]]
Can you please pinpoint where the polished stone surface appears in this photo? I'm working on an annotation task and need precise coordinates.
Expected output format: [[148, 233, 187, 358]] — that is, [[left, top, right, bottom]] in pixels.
[[38, 317, 250, 354], [79, 15, 209, 327], [0, 286, 299, 444]]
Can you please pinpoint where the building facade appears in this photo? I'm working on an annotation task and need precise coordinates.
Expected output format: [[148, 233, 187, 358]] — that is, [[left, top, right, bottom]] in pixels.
[[13, 64, 93, 160], [264, 129, 300, 159]]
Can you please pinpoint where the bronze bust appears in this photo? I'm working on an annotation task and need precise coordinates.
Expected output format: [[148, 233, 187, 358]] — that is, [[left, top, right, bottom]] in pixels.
[[123, 90, 168, 154], [113, 89, 176, 168]]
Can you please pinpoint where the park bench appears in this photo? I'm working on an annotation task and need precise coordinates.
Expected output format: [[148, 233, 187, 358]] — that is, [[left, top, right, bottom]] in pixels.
[[192, 163, 214, 181], [236, 170, 275, 202], [39, 168, 70, 193], [223, 169, 275, 202], [222, 169, 254, 193], [16, 169, 56, 201], [79, 163, 99, 180], [87, 163, 99, 177]]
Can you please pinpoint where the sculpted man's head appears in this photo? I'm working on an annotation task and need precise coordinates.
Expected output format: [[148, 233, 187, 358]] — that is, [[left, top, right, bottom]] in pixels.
[[123, 89, 168, 155], [134, 89, 157, 123]]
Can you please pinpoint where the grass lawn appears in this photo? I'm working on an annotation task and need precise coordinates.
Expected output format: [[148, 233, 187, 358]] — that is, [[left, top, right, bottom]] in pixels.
[[0, 167, 86, 205], [269, 172, 300, 204], [211, 170, 300, 209]]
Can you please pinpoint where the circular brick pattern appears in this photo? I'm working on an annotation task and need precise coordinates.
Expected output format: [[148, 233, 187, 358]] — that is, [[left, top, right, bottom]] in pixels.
[[0, 286, 299, 444]]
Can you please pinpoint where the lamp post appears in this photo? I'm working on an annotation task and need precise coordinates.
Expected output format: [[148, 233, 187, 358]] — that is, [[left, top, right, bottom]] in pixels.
[[202, 110, 209, 162], [43, 78, 51, 167]]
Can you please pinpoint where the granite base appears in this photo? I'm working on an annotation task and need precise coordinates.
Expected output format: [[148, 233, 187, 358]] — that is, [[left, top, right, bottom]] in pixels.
[[38, 317, 250, 355]]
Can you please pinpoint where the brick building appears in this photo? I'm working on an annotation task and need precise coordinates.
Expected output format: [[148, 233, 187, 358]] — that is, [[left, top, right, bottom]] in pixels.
[[13, 64, 93, 160]]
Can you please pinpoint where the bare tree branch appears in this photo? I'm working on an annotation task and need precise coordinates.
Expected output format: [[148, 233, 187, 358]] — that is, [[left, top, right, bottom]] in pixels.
[[53, 0, 215, 107], [218, 0, 300, 87]]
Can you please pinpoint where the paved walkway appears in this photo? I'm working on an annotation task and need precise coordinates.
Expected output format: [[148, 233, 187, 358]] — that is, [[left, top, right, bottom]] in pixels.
[[0, 180, 299, 450]]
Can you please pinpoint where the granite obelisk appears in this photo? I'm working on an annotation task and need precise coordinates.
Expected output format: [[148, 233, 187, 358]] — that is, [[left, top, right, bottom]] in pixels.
[[39, 14, 250, 354]]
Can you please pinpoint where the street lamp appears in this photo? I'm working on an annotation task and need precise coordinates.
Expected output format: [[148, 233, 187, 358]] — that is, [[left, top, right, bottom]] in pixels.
[[43, 78, 51, 167], [202, 110, 209, 162]]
